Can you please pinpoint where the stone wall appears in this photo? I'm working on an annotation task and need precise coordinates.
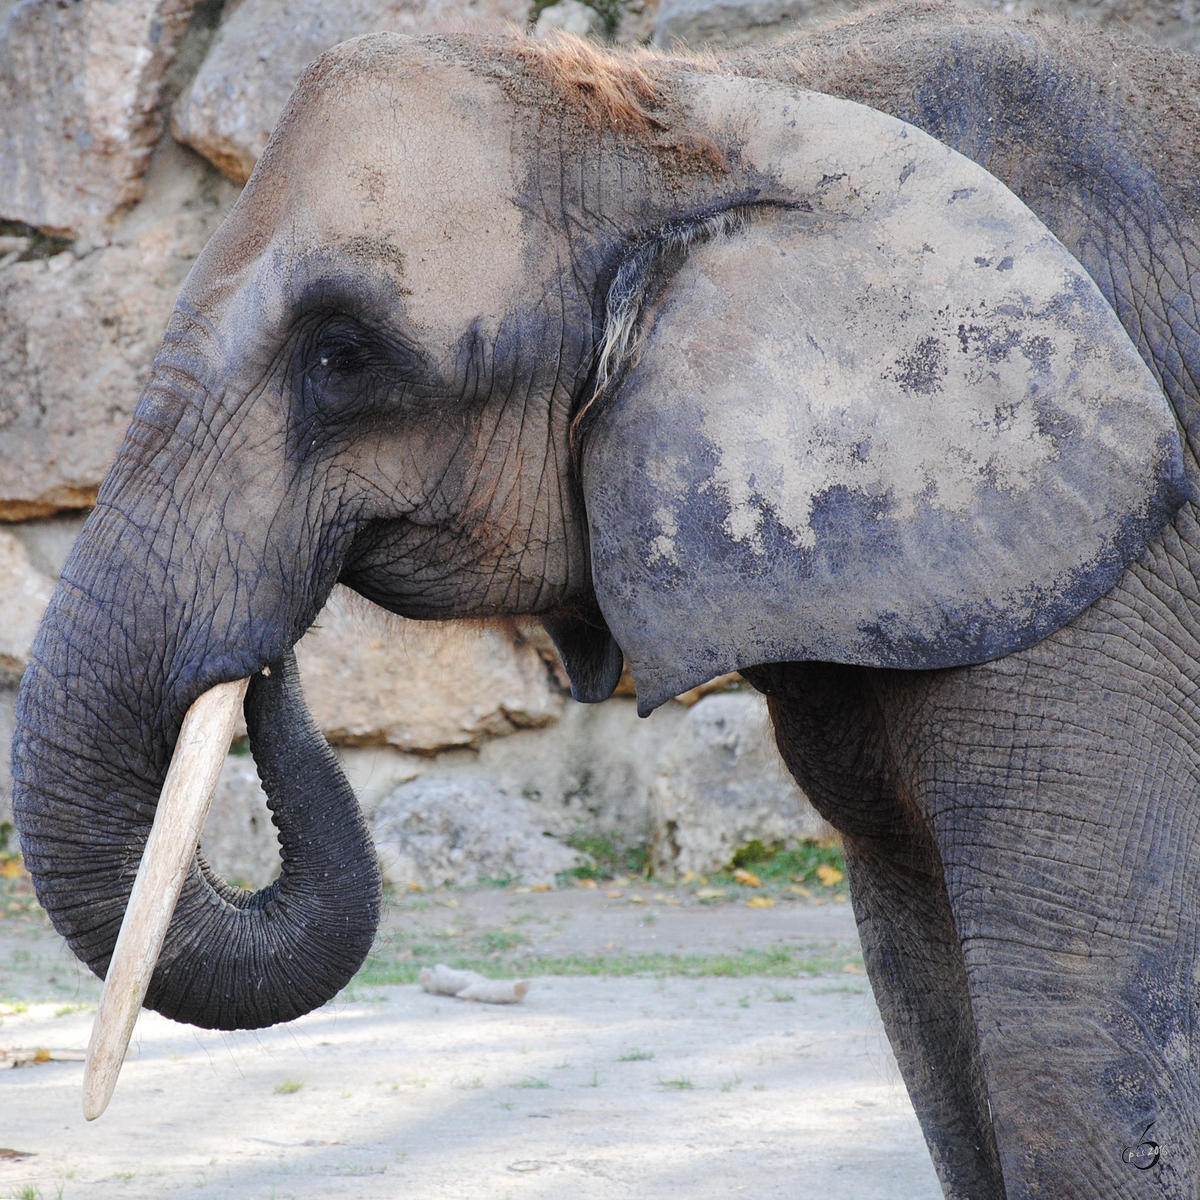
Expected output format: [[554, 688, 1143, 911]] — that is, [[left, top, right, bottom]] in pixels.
[[7, 0, 1188, 888]]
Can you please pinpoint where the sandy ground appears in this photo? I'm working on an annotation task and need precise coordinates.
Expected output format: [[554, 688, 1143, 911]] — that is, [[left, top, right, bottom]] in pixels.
[[0, 889, 943, 1200]]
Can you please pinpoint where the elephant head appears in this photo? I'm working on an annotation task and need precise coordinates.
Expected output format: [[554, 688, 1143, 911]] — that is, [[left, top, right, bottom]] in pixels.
[[12, 31, 1185, 1037]]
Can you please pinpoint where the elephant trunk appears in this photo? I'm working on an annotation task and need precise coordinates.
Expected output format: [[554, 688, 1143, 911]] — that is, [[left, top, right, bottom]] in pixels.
[[12, 508, 381, 1031]]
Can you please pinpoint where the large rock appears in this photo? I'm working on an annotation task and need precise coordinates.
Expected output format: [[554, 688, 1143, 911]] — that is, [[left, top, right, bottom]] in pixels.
[[0, 137, 241, 520], [5, 513, 88, 581], [649, 692, 832, 878], [373, 775, 584, 888], [172, 0, 534, 184], [0, 515, 86, 828], [0, 528, 54, 678], [339, 690, 687, 835], [200, 692, 686, 891], [293, 586, 565, 752], [0, 0, 199, 238]]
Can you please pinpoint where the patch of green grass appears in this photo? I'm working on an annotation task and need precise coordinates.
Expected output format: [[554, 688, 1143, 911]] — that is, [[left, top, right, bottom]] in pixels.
[[658, 1078, 694, 1091], [480, 930, 527, 953], [274, 1079, 304, 1094], [355, 943, 861, 986], [560, 833, 649, 882], [0, 838, 41, 918], [0, 219, 72, 261], [618, 1049, 654, 1062], [727, 839, 846, 888], [515, 1077, 549, 1090]]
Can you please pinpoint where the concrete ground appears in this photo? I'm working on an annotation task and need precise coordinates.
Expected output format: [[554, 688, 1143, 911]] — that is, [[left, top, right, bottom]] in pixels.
[[0, 887, 943, 1200]]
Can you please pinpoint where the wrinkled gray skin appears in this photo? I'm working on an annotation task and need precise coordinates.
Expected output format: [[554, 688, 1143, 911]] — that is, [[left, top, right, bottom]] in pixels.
[[11, 3, 1200, 1197]]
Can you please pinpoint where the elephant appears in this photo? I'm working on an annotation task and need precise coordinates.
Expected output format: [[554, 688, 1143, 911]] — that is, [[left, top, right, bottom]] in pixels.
[[11, 0, 1200, 1195]]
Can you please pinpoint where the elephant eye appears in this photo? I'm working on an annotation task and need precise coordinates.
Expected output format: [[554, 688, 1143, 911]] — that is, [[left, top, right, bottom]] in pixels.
[[310, 330, 374, 377], [290, 313, 434, 456]]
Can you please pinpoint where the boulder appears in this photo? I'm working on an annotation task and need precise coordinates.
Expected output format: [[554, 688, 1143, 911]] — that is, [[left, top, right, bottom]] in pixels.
[[0, 137, 241, 520], [340, 690, 687, 842], [0, 528, 54, 678], [433, 693, 686, 839], [172, 0, 534, 184], [293, 586, 565, 752], [5, 513, 87, 581], [373, 775, 584, 888], [199, 754, 281, 890], [0, 0, 199, 238], [649, 691, 832, 878]]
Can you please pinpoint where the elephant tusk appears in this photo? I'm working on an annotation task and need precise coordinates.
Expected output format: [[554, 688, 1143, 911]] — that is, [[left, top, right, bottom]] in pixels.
[[82, 677, 250, 1121]]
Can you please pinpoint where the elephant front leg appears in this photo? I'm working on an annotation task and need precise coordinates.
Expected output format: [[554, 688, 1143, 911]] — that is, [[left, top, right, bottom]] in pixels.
[[873, 652, 1200, 1199], [842, 829, 1004, 1199], [748, 662, 1003, 1199]]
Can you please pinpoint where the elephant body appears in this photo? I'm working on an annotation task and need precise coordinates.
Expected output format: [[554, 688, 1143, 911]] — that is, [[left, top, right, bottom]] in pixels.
[[11, 4, 1200, 1197], [737, 11, 1200, 1196]]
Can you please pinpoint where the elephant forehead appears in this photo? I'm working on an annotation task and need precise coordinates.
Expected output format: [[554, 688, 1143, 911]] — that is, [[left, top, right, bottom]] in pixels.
[[250, 50, 529, 350]]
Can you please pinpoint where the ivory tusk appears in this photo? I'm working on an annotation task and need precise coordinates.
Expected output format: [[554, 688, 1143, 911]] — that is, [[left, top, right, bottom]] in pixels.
[[83, 677, 250, 1121]]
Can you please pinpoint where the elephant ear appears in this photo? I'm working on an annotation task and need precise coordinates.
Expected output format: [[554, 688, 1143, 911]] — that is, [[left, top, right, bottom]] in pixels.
[[581, 98, 1187, 714]]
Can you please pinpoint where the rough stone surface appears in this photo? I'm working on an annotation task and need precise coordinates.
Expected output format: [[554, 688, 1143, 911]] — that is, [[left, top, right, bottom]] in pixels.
[[650, 692, 833, 878], [0, 515, 86, 829], [339, 691, 688, 837], [5, 513, 88, 581], [0, 528, 54, 678], [0, 137, 241, 519], [0, 0, 199, 237], [373, 776, 585, 888], [293, 586, 565, 752], [198, 755, 280, 889], [655, 0, 1200, 49], [172, 0, 533, 184], [200, 692, 688, 891]]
